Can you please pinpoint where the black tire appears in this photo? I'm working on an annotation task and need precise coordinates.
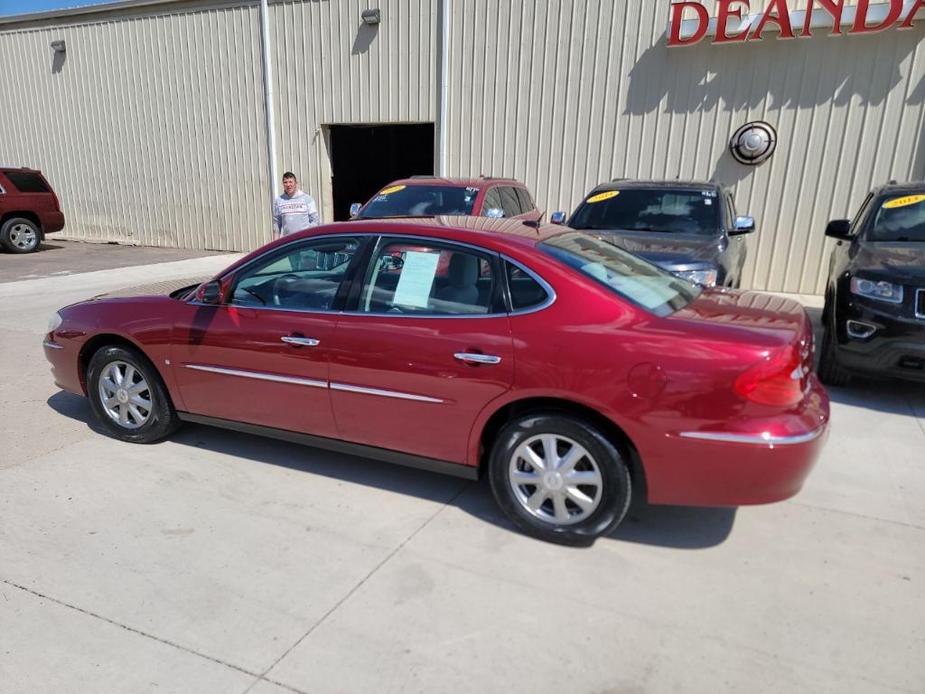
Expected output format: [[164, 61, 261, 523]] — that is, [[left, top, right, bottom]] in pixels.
[[817, 323, 851, 387], [0, 217, 42, 253], [86, 345, 181, 443], [488, 413, 632, 546]]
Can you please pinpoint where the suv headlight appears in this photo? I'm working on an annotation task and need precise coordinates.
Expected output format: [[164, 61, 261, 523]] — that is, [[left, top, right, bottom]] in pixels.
[[674, 269, 718, 287], [850, 277, 903, 304], [47, 312, 63, 334]]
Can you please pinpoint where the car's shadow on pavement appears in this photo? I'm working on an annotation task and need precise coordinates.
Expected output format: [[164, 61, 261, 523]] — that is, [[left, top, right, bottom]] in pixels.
[[48, 391, 737, 550]]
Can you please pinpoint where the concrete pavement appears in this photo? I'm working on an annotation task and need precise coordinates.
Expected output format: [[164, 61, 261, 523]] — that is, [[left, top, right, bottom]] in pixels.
[[1, 250, 923, 694]]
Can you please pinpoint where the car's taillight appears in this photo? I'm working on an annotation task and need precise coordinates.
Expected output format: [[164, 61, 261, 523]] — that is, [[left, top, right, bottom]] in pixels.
[[734, 346, 804, 407]]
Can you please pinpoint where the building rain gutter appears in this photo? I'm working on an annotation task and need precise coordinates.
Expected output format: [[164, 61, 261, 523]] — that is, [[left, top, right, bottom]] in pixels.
[[260, 0, 279, 206], [436, 0, 450, 176]]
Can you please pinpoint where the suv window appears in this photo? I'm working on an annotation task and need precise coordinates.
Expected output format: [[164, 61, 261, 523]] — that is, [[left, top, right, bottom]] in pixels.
[[499, 187, 522, 217], [358, 240, 497, 315], [506, 261, 549, 311], [357, 184, 479, 218], [515, 188, 535, 212], [4, 171, 50, 194], [229, 237, 360, 311], [569, 188, 721, 235], [482, 188, 503, 217]]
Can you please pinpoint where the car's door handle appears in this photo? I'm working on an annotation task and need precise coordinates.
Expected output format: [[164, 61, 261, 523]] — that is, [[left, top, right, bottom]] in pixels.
[[454, 352, 501, 365], [281, 336, 320, 347]]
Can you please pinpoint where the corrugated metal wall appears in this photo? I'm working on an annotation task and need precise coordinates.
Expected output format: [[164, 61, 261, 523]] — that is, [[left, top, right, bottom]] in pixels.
[[2, 0, 922, 292], [0, 2, 270, 251], [447, 0, 925, 293], [268, 0, 436, 222]]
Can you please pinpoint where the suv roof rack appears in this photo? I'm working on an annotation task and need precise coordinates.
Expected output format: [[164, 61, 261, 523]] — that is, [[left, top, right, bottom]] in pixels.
[[410, 174, 438, 179]]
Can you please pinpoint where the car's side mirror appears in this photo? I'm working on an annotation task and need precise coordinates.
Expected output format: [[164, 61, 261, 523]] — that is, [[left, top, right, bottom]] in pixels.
[[349, 203, 361, 218], [825, 219, 851, 240], [550, 211, 567, 225], [730, 215, 756, 235], [485, 207, 504, 219], [198, 280, 224, 305]]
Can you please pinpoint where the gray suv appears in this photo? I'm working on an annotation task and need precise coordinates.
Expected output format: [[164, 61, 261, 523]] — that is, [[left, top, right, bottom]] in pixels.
[[553, 180, 756, 288]]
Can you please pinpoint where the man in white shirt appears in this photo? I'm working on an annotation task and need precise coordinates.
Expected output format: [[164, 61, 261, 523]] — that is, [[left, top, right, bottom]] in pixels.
[[272, 172, 320, 237]]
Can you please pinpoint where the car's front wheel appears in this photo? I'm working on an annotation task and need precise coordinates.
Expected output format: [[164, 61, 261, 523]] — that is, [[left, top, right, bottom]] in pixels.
[[0, 217, 41, 253], [817, 321, 851, 387], [87, 345, 180, 443], [488, 413, 632, 546]]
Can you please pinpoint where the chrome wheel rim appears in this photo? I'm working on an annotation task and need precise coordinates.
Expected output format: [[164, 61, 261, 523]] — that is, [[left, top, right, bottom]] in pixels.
[[98, 361, 153, 430], [9, 223, 37, 250], [509, 434, 603, 526]]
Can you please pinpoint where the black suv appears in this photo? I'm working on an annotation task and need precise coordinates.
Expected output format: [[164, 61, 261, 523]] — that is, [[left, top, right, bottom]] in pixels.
[[552, 180, 755, 288], [819, 182, 925, 385]]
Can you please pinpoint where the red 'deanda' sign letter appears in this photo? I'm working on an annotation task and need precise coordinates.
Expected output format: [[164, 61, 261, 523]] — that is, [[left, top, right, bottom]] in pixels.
[[668, 1, 711, 45], [667, 0, 925, 46]]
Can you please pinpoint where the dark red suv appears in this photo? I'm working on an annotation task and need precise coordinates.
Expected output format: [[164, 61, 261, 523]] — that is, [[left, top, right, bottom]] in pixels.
[[0, 167, 65, 253], [349, 177, 541, 222]]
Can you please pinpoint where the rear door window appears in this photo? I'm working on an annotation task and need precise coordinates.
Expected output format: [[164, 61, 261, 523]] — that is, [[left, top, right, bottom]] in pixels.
[[4, 171, 50, 193], [516, 188, 535, 212], [499, 187, 522, 217], [357, 240, 499, 315]]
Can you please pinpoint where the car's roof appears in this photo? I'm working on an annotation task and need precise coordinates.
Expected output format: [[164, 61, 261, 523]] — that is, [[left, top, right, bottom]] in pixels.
[[0, 166, 41, 173], [385, 176, 525, 188], [870, 181, 925, 197], [588, 179, 722, 194], [282, 216, 564, 251]]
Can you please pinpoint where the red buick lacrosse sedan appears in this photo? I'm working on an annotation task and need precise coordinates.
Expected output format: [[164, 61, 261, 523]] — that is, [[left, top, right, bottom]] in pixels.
[[44, 217, 828, 545]]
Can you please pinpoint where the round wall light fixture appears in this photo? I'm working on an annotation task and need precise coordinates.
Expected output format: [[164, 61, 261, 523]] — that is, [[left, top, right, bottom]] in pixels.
[[730, 121, 777, 165]]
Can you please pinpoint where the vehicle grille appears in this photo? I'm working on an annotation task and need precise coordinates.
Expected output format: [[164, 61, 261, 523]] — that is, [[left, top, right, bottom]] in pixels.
[[917, 288, 925, 320]]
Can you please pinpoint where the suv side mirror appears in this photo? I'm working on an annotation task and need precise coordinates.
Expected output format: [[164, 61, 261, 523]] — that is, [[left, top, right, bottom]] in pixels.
[[825, 219, 851, 240], [550, 211, 567, 225], [199, 280, 224, 305], [730, 215, 756, 235], [349, 203, 361, 218]]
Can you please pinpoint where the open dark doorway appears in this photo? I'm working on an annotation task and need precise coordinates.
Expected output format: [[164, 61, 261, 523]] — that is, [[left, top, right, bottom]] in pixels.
[[328, 123, 435, 221]]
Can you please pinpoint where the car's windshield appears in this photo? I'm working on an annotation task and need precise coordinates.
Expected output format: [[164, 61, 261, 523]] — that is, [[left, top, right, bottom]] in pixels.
[[866, 194, 925, 242], [569, 188, 722, 235], [540, 231, 701, 317], [357, 184, 479, 218]]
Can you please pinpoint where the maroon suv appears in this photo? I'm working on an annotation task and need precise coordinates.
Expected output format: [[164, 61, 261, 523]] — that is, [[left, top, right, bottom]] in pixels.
[[0, 167, 65, 253]]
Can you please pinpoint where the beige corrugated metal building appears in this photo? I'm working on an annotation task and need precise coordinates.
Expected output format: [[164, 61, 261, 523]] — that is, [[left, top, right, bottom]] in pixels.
[[1, 0, 923, 293]]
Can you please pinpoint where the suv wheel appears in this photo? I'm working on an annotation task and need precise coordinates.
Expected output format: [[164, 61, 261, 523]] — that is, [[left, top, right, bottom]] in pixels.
[[488, 413, 631, 546], [87, 346, 180, 443], [0, 217, 41, 253], [817, 322, 850, 387]]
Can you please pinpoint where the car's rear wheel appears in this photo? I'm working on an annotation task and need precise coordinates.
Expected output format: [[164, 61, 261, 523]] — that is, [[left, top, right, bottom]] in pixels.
[[488, 413, 631, 546], [817, 322, 851, 387], [0, 217, 41, 253], [87, 346, 180, 443]]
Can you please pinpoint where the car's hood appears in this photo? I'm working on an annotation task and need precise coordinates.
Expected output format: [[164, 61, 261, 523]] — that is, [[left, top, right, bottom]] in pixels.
[[90, 277, 209, 301], [853, 242, 925, 282], [591, 230, 724, 267], [669, 289, 811, 349]]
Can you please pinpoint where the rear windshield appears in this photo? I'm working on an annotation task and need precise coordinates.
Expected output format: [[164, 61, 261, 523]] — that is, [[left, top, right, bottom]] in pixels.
[[569, 188, 721, 235], [866, 194, 925, 242], [540, 231, 700, 317], [4, 171, 50, 193], [358, 184, 478, 218]]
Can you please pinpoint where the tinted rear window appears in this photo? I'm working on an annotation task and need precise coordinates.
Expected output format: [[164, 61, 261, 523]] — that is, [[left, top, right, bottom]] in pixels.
[[540, 231, 700, 316], [569, 188, 721, 235], [358, 184, 478, 218], [4, 171, 50, 193]]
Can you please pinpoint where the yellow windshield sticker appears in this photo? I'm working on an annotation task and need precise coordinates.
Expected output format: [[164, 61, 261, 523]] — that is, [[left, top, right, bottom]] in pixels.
[[883, 195, 925, 209], [586, 190, 620, 204], [379, 185, 406, 196]]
